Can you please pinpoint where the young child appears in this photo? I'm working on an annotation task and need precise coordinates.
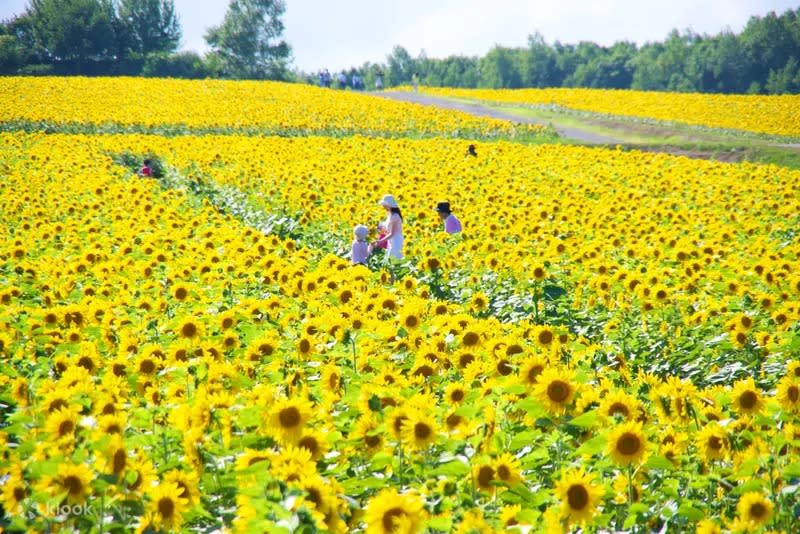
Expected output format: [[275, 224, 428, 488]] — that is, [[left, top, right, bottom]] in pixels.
[[351, 225, 372, 265], [139, 158, 153, 177], [374, 222, 389, 250]]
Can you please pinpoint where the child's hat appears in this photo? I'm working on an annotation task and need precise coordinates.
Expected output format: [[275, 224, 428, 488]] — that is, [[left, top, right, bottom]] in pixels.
[[354, 224, 369, 239]]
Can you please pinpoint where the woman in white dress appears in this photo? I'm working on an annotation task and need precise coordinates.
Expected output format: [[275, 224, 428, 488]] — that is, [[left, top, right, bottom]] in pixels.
[[375, 194, 404, 260]]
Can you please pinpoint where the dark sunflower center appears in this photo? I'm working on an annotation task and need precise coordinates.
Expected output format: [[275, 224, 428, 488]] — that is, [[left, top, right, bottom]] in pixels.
[[365, 435, 380, 448], [382, 508, 406, 531], [527, 365, 543, 383], [451, 389, 465, 402], [446, 414, 462, 428], [463, 332, 479, 346], [547, 380, 570, 403], [307, 487, 322, 506], [299, 436, 318, 455], [158, 497, 175, 518], [58, 419, 75, 436], [750, 503, 767, 519], [497, 360, 513, 376], [405, 315, 418, 328], [478, 465, 494, 487], [567, 484, 589, 510], [140, 359, 155, 374], [609, 403, 629, 417], [740, 391, 758, 410], [788, 386, 799, 403], [414, 422, 431, 440], [617, 432, 642, 455], [181, 323, 197, 337], [538, 330, 554, 345], [497, 465, 511, 480], [63, 475, 82, 496], [709, 436, 723, 450], [175, 288, 188, 300], [279, 407, 301, 428], [113, 449, 127, 474]]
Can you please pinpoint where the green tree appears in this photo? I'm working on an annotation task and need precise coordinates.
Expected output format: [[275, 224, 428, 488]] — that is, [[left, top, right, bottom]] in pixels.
[[480, 45, 523, 88], [117, 0, 181, 56], [386, 45, 414, 86], [27, 0, 117, 64], [205, 0, 291, 79]]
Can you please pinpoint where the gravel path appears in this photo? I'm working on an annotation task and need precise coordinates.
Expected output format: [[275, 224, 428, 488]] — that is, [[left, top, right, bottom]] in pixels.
[[376, 91, 623, 144]]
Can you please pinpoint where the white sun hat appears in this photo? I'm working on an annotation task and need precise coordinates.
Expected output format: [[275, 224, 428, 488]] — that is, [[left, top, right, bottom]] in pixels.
[[378, 194, 399, 208], [354, 224, 369, 239]]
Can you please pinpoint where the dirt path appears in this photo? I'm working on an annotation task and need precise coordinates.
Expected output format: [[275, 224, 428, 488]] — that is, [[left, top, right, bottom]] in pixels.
[[376, 91, 623, 144]]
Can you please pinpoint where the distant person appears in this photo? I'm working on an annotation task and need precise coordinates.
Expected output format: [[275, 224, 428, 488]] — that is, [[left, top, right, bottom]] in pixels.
[[466, 144, 477, 157], [351, 225, 372, 265], [375, 195, 404, 259], [139, 159, 153, 177], [352, 73, 362, 90], [436, 202, 462, 234], [412, 72, 419, 92], [375, 70, 384, 90], [338, 72, 347, 89]]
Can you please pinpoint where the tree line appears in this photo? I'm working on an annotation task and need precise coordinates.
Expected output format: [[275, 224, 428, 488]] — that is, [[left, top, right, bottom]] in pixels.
[[0, 0, 291, 79], [2, 2, 799, 95], [322, 8, 800, 95]]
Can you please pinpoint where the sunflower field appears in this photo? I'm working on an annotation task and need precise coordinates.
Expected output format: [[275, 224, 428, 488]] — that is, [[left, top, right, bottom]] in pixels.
[[418, 87, 800, 139], [1, 78, 800, 534]]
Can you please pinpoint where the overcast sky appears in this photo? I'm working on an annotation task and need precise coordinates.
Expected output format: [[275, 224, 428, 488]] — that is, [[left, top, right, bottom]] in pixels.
[[1, 0, 796, 72]]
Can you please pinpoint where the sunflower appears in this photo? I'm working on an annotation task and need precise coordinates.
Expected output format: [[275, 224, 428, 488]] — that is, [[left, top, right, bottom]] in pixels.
[[175, 316, 204, 342], [470, 292, 489, 313], [297, 428, 330, 462], [0, 467, 28, 516], [535, 326, 555, 348], [696, 422, 729, 461], [171, 282, 191, 302], [96, 435, 128, 477], [163, 469, 201, 507], [267, 397, 313, 443], [554, 467, 603, 525], [148, 482, 188, 532], [444, 382, 468, 404], [48, 462, 94, 504], [364, 489, 425, 534], [534, 366, 577, 415], [776, 375, 800, 413], [217, 309, 237, 330], [269, 445, 317, 484], [399, 307, 422, 330], [45, 406, 80, 441], [493, 453, 522, 485], [518, 354, 547, 387], [598, 389, 640, 422], [401, 410, 439, 452], [606, 421, 648, 466], [473, 461, 496, 493], [353, 414, 385, 455], [730, 378, 763, 416], [296, 473, 336, 516], [735, 492, 773, 528]]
